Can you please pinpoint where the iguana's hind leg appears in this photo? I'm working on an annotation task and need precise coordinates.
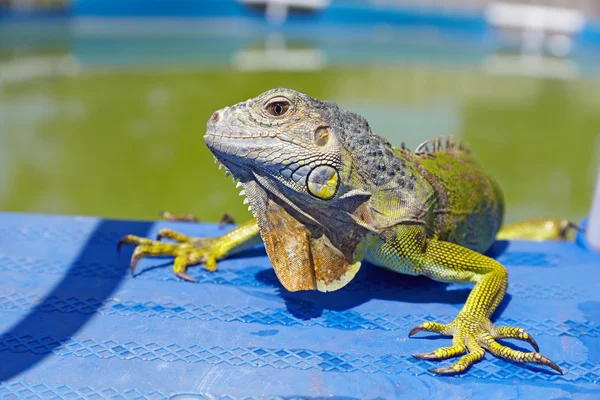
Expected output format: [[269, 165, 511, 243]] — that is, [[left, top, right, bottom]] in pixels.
[[405, 237, 562, 375], [372, 227, 562, 375], [118, 219, 260, 282], [497, 217, 582, 241]]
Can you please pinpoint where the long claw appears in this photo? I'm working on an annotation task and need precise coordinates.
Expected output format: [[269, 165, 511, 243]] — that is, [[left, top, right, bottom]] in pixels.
[[409, 326, 425, 337], [544, 358, 563, 375], [429, 366, 459, 375], [413, 352, 440, 360], [117, 235, 139, 254], [175, 271, 197, 282], [129, 253, 140, 277], [129, 262, 137, 277], [525, 336, 540, 353], [117, 239, 126, 254], [529, 353, 563, 375]]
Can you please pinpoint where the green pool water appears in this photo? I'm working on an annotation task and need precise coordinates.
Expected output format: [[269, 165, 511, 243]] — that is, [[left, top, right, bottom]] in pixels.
[[1, 36, 599, 225]]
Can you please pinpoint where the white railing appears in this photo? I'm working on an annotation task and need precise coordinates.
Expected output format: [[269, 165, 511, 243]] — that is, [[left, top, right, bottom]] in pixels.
[[485, 3, 586, 33], [238, 0, 330, 24], [485, 2, 587, 57]]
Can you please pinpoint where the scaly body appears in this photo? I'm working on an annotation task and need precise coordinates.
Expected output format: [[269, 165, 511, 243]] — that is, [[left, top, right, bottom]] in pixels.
[[120, 88, 570, 375]]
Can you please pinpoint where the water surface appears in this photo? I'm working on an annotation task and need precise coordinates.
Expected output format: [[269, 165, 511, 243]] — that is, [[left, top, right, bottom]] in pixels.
[[1, 28, 598, 224]]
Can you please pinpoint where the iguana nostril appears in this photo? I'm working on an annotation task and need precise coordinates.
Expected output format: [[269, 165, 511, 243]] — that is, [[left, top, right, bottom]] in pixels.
[[211, 112, 220, 123]]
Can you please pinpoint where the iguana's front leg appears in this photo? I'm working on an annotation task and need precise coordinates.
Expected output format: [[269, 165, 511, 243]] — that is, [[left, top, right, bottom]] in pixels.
[[370, 227, 562, 375], [118, 219, 260, 281]]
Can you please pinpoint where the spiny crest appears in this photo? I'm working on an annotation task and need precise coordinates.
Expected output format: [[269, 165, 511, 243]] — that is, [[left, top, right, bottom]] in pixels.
[[412, 136, 470, 156], [214, 155, 253, 213]]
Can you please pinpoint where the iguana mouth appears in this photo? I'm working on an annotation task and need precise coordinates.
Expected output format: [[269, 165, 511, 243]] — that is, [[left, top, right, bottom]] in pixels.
[[204, 130, 255, 183]]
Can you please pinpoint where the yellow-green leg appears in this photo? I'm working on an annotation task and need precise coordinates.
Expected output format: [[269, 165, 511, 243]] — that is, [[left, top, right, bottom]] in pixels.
[[497, 217, 582, 241], [373, 228, 563, 375], [118, 219, 260, 281], [408, 239, 562, 374]]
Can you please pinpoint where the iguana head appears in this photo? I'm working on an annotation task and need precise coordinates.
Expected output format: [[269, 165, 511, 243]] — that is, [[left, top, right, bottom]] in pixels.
[[205, 88, 417, 292], [205, 88, 359, 197]]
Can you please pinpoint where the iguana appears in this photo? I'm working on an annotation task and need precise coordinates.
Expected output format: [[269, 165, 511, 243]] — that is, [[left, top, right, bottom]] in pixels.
[[119, 88, 575, 375]]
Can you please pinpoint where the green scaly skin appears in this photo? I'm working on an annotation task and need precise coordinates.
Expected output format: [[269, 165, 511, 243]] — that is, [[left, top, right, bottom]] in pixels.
[[119, 88, 565, 376]]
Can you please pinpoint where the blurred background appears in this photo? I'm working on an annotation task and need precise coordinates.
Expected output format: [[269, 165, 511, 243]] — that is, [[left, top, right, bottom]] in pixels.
[[0, 0, 598, 224]]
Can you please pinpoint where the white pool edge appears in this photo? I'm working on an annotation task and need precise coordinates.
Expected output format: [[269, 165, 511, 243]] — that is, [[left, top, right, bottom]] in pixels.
[[587, 165, 600, 250]]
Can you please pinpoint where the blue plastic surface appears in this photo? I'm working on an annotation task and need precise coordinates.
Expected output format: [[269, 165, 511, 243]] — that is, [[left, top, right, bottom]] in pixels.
[[0, 212, 599, 399]]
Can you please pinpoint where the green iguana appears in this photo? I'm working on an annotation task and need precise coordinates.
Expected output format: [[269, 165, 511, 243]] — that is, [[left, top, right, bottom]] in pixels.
[[120, 88, 575, 375]]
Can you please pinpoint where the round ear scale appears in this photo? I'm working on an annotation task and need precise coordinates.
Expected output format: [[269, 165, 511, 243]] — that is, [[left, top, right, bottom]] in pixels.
[[314, 127, 330, 147], [307, 165, 339, 200]]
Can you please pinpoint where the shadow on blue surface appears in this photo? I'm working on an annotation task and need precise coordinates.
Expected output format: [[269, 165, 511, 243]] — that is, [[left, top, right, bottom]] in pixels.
[[0, 219, 152, 381], [252, 240, 512, 322], [0, 219, 527, 381], [122, 234, 513, 326]]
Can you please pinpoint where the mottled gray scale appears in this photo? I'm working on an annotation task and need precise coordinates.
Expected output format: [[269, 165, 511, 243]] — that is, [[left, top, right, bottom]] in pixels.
[[265, 152, 279, 162], [281, 169, 293, 179], [236, 146, 250, 157], [292, 165, 311, 185]]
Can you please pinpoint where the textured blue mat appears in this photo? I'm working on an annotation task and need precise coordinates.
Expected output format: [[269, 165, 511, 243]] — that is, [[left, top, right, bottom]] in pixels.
[[0, 212, 598, 399]]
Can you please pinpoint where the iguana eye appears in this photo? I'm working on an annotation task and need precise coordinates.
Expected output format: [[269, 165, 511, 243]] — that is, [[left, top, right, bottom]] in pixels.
[[314, 127, 330, 147], [265, 98, 291, 117], [307, 165, 339, 200]]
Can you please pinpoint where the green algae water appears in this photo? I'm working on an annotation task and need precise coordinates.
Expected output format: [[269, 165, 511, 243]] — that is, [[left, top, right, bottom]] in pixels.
[[1, 28, 598, 224]]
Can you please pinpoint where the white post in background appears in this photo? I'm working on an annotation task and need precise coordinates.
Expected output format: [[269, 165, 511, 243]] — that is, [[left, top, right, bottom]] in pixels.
[[587, 166, 600, 250], [238, 0, 330, 25]]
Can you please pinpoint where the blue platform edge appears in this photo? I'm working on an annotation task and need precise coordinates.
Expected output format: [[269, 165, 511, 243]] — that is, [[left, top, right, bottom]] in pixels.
[[0, 212, 598, 399]]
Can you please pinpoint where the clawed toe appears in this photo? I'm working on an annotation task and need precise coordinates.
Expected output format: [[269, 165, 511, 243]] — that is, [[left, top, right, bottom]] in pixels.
[[413, 344, 466, 361], [117, 230, 220, 281], [413, 351, 439, 360], [409, 319, 563, 375], [117, 234, 150, 254], [408, 321, 450, 338], [478, 332, 562, 374], [428, 366, 460, 375], [175, 270, 197, 282], [493, 326, 539, 352]]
